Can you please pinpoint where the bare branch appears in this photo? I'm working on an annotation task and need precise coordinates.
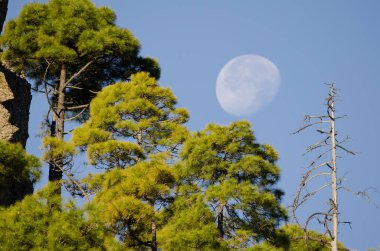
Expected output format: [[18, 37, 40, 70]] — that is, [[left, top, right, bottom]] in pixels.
[[316, 129, 330, 134], [305, 172, 331, 184], [304, 212, 330, 230], [304, 115, 329, 121], [298, 183, 331, 210], [63, 60, 95, 88], [336, 144, 356, 155], [339, 221, 352, 229], [292, 161, 331, 221], [64, 106, 88, 121], [341, 186, 380, 209], [65, 104, 89, 110], [31, 87, 45, 94], [64, 85, 99, 94], [292, 120, 330, 135], [334, 115, 347, 120], [303, 136, 330, 156], [41, 60, 59, 118], [49, 160, 90, 202], [306, 149, 332, 168]]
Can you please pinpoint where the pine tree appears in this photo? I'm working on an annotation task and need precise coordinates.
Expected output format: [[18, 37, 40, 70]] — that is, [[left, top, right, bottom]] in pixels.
[[0, 140, 40, 206], [72, 71, 189, 165], [172, 121, 287, 249], [0, 0, 160, 190], [158, 193, 225, 251], [86, 155, 176, 251], [0, 183, 121, 250], [73, 71, 189, 250]]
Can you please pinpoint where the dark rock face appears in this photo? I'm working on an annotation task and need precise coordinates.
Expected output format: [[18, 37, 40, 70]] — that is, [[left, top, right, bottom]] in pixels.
[[0, 0, 8, 34], [0, 65, 32, 148], [0, 65, 33, 206], [0, 0, 34, 206]]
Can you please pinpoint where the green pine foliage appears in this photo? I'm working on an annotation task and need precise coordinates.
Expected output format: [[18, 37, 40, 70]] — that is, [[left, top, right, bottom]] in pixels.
[[0, 183, 121, 251], [42, 137, 77, 168], [0, 0, 159, 79], [172, 121, 288, 249], [0, 140, 40, 206], [158, 194, 226, 251], [0, 0, 160, 121], [250, 224, 347, 251], [71, 72, 189, 249], [72, 71, 189, 166], [85, 154, 176, 250], [368, 245, 380, 251], [0, 0, 162, 189]]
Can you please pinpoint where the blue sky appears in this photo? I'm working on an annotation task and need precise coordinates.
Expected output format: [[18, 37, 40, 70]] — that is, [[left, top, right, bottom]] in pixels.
[[6, 1, 380, 249]]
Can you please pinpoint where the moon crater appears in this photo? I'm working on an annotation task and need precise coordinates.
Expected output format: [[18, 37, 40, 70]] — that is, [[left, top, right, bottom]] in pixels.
[[216, 54, 281, 116]]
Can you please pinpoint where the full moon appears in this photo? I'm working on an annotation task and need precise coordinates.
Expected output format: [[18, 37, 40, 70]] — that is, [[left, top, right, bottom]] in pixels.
[[216, 54, 281, 116]]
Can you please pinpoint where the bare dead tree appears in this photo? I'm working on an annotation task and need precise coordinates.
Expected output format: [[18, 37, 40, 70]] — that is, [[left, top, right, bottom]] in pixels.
[[292, 83, 355, 251]]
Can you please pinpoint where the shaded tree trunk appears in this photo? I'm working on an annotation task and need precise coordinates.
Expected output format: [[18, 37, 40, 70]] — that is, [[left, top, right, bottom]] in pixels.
[[217, 203, 225, 240], [151, 220, 157, 251], [0, 0, 8, 34], [48, 64, 66, 190], [56, 64, 66, 141]]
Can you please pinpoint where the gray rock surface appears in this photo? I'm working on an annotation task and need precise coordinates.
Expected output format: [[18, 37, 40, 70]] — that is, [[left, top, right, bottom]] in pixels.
[[0, 65, 31, 148]]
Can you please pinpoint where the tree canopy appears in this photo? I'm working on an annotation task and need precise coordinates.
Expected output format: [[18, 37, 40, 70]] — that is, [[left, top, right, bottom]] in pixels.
[[165, 121, 287, 249], [251, 225, 347, 251], [0, 183, 121, 250], [71, 71, 189, 250], [0, 140, 40, 206], [0, 0, 160, 84], [72, 71, 189, 166], [0, 0, 160, 187], [86, 155, 176, 250]]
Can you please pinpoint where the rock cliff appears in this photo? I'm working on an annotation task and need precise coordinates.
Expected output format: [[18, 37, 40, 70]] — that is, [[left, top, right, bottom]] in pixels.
[[0, 65, 31, 147]]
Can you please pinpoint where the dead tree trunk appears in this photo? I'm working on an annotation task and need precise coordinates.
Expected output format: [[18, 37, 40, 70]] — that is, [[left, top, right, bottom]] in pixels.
[[329, 85, 338, 251], [292, 83, 354, 251]]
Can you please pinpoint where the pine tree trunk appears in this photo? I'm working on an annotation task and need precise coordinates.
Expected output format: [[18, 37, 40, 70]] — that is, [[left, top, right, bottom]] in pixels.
[[48, 118, 56, 178], [57, 64, 66, 141], [151, 220, 157, 251], [217, 203, 225, 240], [48, 64, 66, 189], [330, 84, 338, 251], [137, 129, 142, 146], [0, 0, 8, 34]]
